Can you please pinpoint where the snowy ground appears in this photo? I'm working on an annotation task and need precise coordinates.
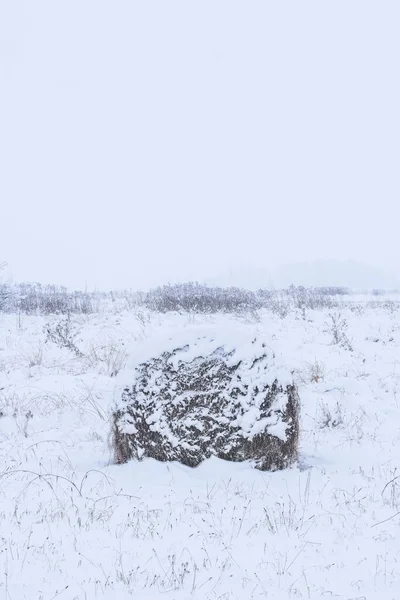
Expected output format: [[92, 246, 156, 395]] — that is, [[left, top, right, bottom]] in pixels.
[[1, 299, 400, 599]]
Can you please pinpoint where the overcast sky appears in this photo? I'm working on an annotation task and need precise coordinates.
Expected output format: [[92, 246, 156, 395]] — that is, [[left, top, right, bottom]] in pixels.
[[1, 1, 399, 290]]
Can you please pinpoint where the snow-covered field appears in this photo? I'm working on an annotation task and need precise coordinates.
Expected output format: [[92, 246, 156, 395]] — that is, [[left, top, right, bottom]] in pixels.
[[1, 298, 400, 599]]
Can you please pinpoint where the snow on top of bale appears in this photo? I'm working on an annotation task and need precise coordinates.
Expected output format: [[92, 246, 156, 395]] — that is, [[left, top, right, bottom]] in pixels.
[[117, 321, 294, 384]]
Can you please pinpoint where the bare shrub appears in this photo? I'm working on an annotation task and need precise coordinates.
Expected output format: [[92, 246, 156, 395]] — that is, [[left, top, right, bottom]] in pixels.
[[1, 278, 350, 318], [44, 315, 84, 358], [133, 308, 152, 330], [23, 343, 44, 368], [265, 292, 292, 318], [379, 300, 399, 314], [76, 381, 109, 421], [317, 401, 344, 429], [287, 286, 337, 311], [256, 287, 338, 318], [349, 304, 365, 316], [316, 286, 349, 296], [372, 288, 385, 296], [0, 391, 35, 435], [324, 312, 353, 351], [0, 283, 13, 311], [144, 282, 261, 314], [296, 360, 326, 385], [87, 341, 127, 377], [0, 282, 97, 315], [123, 290, 145, 310]]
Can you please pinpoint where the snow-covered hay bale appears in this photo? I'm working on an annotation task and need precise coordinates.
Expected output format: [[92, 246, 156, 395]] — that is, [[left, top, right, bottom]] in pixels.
[[112, 336, 300, 471]]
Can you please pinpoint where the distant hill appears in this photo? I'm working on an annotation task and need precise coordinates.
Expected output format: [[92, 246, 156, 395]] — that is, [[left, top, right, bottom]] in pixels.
[[271, 260, 399, 290], [209, 260, 400, 291]]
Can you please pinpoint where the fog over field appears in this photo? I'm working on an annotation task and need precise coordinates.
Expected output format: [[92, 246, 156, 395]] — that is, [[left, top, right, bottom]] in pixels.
[[1, 2, 399, 291]]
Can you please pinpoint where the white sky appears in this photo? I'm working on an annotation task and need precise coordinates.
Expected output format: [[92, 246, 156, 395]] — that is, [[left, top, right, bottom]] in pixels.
[[1, 1, 399, 290]]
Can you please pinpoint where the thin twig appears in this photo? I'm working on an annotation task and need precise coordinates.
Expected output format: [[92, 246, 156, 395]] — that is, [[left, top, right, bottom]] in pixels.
[[371, 511, 400, 528]]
